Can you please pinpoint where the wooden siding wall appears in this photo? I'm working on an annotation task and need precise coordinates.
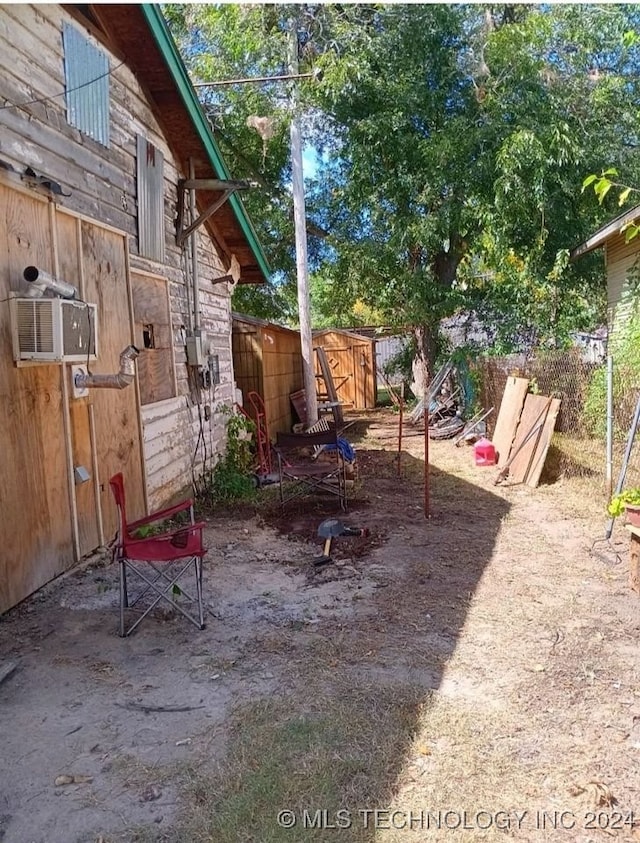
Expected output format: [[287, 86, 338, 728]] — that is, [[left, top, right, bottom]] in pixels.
[[0, 182, 145, 612], [232, 325, 263, 411], [313, 332, 376, 409], [0, 4, 236, 515], [0, 4, 239, 610], [606, 234, 639, 337], [261, 325, 303, 435], [232, 320, 303, 436]]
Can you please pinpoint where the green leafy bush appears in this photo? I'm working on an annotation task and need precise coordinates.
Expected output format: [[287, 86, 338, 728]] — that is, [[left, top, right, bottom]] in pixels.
[[583, 287, 640, 439], [608, 488, 640, 517], [205, 408, 257, 504]]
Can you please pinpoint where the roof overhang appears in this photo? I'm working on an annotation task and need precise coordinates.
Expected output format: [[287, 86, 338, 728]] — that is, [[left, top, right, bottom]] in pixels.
[[570, 204, 640, 261], [66, 4, 270, 284]]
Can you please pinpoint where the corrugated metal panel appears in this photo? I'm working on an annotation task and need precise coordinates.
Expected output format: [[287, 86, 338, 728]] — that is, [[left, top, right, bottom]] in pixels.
[[136, 135, 165, 262], [62, 23, 109, 147], [375, 334, 409, 383]]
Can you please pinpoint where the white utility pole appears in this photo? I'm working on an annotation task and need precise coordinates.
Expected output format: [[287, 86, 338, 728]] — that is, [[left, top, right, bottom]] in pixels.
[[288, 18, 318, 425]]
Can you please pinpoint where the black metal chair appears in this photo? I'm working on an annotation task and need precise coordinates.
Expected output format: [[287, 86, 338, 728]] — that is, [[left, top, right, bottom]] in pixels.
[[275, 427, 347, 511]]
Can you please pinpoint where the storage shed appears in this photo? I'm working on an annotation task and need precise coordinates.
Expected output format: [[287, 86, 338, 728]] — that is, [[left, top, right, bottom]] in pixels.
[[232, 314, 303, 436], [313, 329, 377, 410]]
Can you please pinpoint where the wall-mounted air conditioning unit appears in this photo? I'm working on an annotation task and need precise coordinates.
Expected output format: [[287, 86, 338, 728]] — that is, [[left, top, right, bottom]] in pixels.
[[9, 297, 98, 363]]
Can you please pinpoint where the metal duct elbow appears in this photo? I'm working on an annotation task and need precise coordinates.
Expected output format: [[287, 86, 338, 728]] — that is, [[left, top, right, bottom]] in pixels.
[[23, 266, 78, 299], [74, 345, 140, 390]]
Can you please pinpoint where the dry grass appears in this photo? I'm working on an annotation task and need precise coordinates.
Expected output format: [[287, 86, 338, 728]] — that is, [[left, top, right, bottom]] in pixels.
[[169, 683, 425, 843], [90, 410, 640, 843]]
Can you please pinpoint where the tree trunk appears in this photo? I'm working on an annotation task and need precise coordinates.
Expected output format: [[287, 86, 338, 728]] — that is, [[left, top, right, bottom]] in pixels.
[[411, 324, 439, 397], [411, 235, 466, 395]]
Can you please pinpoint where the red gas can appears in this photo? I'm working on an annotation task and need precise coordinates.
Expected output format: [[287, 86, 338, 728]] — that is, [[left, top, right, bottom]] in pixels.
[[474, 437, 497, 466]]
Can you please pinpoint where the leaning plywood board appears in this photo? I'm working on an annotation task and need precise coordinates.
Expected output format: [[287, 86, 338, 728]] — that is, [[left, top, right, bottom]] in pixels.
[[492, 376, 529, 466], [525, 396, 561, 488], [507, 394, 554, 485]]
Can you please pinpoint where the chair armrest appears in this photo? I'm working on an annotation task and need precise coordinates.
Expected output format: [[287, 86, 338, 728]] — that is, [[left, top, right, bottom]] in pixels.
[[124, 522, 207, 552], [128, 499, 194, 530]]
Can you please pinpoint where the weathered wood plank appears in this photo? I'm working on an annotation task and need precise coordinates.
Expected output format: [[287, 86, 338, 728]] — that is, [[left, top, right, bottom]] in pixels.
[[80, 221, 145, 539], [508, 394, 555, 485], [492, 376, 529, 466], [525, 397, 561, 488], [0, 184, 74, 612]]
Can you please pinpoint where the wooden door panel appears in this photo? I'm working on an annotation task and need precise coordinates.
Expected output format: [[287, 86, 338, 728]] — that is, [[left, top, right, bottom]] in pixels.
[[0, 185, 73, 612], [80, 221, 145, 540]]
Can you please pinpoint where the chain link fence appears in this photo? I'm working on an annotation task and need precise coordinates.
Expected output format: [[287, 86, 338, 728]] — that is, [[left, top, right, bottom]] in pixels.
[[474, 349, 640, 498]]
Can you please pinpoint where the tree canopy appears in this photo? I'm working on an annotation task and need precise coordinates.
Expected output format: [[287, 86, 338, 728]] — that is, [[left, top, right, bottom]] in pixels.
[[165, 3, 640, 368]]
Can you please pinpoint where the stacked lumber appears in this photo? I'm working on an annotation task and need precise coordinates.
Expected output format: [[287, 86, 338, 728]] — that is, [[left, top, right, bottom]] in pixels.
[[492, 377, 561, 487]]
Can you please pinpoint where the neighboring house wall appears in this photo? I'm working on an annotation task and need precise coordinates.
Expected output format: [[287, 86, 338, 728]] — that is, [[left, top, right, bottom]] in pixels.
[[606, 232, 639, 338], [0, 4, 245, 610], [375, 335, 409, 384]]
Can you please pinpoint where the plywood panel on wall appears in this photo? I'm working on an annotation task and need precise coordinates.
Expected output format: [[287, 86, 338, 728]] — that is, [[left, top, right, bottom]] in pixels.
[[0, 183, 73, 612], [80, 221, 145, 541], [54, 211, 101, 557], [131, 271, 175, 405]]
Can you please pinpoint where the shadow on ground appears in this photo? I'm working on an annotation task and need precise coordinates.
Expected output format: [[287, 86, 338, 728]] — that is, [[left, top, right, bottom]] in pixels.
[[0, 413, 511, 843]]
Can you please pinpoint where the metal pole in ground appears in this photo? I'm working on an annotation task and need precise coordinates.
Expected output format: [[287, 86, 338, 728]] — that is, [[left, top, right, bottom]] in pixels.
[[288, 18, 318, 426], [424, 374, 430, 518], [606, 354, 614, 499], [397, 381, 404, 477]]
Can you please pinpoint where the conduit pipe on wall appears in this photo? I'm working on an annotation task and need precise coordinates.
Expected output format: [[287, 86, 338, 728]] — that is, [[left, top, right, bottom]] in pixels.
[[74, 345, 140, 390]]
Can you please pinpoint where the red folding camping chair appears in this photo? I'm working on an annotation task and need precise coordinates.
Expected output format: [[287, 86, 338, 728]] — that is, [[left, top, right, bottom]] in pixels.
[[109, 473, 207, 637]]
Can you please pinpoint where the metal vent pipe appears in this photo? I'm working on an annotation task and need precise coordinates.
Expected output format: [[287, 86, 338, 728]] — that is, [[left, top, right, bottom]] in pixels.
[[74, 345, 140, 390], [24, 266, 78, 299]]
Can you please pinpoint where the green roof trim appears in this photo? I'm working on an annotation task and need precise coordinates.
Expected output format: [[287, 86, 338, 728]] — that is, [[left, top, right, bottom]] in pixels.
[[141, 4, 271, 281]]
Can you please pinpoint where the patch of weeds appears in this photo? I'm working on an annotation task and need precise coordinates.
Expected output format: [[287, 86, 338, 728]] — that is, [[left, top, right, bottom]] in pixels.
[[130, 510, 190, 540], [200, 408, 257, 505], [171, 685, 424, 842], [112, 826, 172, 843]]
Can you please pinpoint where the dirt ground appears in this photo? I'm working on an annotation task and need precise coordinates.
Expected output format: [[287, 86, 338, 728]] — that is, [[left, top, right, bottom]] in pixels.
[[1, 408, 639, 843]]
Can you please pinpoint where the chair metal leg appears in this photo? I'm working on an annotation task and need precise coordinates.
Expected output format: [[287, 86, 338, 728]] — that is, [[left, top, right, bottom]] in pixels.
[[119, 560, 127, 638], [195, 557, 205, 629], [119, 556, 207, 636]]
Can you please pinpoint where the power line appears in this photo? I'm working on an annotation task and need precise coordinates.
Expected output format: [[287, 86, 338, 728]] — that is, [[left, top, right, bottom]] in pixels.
[[193, 69, 320, 89], [0, 61, 125, 112]]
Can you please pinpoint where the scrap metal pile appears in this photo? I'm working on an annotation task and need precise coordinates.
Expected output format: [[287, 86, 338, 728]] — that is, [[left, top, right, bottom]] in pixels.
[[408, 360, 486, 441]]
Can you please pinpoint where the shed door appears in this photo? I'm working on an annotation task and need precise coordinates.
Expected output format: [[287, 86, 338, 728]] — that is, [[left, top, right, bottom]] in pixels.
[[314, 340, 375, 410]]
